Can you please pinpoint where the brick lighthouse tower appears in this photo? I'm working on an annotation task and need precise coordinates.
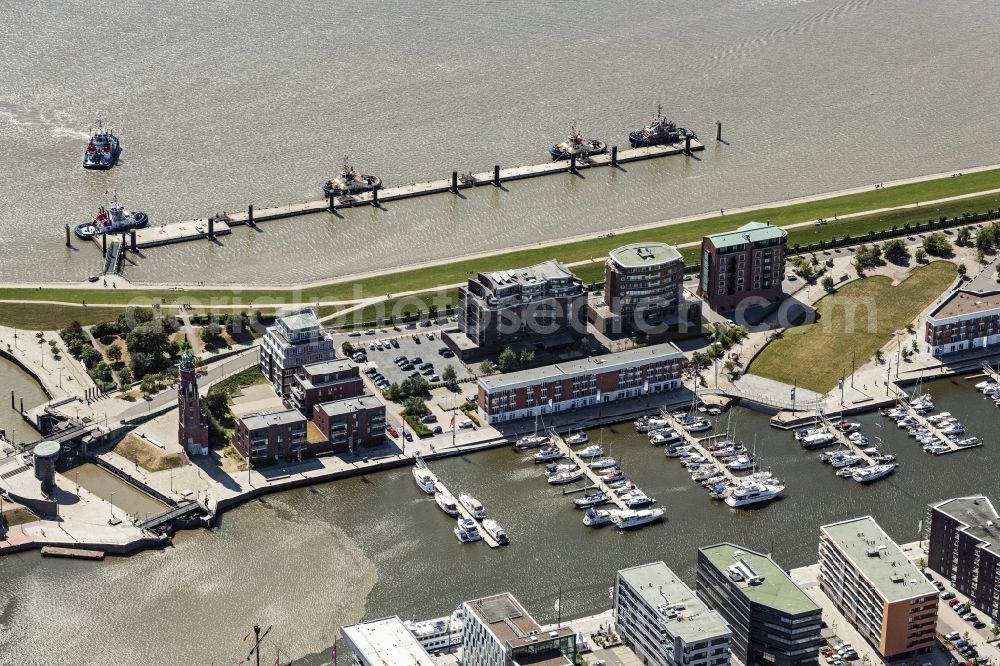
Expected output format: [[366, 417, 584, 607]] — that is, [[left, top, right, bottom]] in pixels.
[[178, 346, 209, 455]]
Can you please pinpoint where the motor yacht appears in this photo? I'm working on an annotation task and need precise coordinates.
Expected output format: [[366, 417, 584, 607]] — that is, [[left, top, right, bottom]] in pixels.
[[454, 517, 482, 543], [480, 519, 509, 545], [613, 508, 665, 529], [458, 494, 487, 520], [436, 492, 460, 516]]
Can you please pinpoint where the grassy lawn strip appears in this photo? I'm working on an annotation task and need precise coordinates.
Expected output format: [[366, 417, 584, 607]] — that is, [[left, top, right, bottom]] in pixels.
[[0, 304, 126, 330], [748, 261, 957, 393], [1, 168, 998, 309], [113, 434, 184, 472]]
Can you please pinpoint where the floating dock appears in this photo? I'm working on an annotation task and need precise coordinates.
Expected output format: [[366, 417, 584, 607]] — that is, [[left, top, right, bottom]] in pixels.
[[40, 545, 106, 560], [662, 413, 741, 486], [894, 401, 982, 455], [819, 415, 877, 465], [432, 478, 500, 549], [80, 139, 704, 250], [555, 434, 628, 510]]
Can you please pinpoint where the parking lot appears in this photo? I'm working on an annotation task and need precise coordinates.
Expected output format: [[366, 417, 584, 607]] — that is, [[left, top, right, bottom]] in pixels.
[[334, 323, 475, 390]]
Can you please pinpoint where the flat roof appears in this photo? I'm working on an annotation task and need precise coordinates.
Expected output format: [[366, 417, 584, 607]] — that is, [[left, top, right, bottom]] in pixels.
[[618, 561, 730, 643], [932, 496, 1000, 559], [513, 651, 573, 666], [928, 288, 1000, 320], [705, 221, 786, 249], [341, 616, 435, 666], [609, 242, 682, 268], [279, 310, 321, 331], [240, 408, 306, 430], [482, 259, 577, 288], [699, 543, 820, 616], [464, 593, 573, 650], [479, 342, 683, 391], [317, 395, 384, 417], [965, 259, 1000, 293], [301, 359, 356, 375], [821, 516, 937, 602]]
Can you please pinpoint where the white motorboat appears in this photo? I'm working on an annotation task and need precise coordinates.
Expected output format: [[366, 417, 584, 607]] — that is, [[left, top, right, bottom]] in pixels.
[[454, 517, 482, 543], [589, 457, 617, 470], [955, 437, 979, 447], [574, 491, 609, 509], [458, 494, 487, 520], [665, 445, 690, 458], [726, 456, 755, 471], [926, 443, 951, 454], [800, 432, 836, 449], [515, 433, 549, 450], [544, 463, 579, 476], [635, 416, 668, 433], [598, 467, 624, 482], [613, 508, 664, 529], [974, 380, 994, 390], [533, 445, 564, 463], [724, 482, 784, 508], [548, 469, 586, 485], [436, 492, 460, 516], [830, 454, 861, 468], [852, 463, 896, 483], [941, 423, 965, 436], [684, 419, 712, 433], [583, 508, 624, 527], [577, 445, 604, 458], [691, 467, 720, 482], [794, 426, 826, 441], [619, 491, 656, 509], [925, 412, 952, 423], [837, 421, 861, 434], [566, 431, 589, 445], [480, 518, 509, 545], [649, 429, 682, 446], [412, 464, 439, 495]]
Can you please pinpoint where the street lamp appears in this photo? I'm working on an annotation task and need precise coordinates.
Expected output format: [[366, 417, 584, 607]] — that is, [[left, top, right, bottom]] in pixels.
[[109, 491, 115, 521]]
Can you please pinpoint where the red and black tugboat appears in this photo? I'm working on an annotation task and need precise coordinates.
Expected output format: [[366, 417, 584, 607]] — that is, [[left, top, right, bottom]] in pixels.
[[74, 192, 148, 239], [83, 118, 121, 170], [322, 155, 382, 197], [628, 104, 696, 147], [549, 123, 607, 161]]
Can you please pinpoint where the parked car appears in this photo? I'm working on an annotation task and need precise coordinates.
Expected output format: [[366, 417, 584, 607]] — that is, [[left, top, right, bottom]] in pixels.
[[391, 339, 400, 348], [431, 425, 443, 434], [459, 419, 474, 429], [402, 430, 413, 441], [420, 414, 438, 424], [441, 350, 454, 358], [973, 620, 986, 629], [942, 592, 956, 600], [429, 374, 440, 382], [348, 331, 361, 337], [945, 631, 961, 641], [386, 426, 399, 438], [949, 598, 961, 607], [364, 366, 378, 376], [427, 332, 435, 340], [411, 357, 423, 365], [401, 363, 414, 371], [365, 329, 375, 335]]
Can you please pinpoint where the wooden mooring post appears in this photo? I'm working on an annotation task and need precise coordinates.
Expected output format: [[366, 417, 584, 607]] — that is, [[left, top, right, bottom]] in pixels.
[[450, 171, 458, 194], [493, 165, 500, 186], [610, 145, 618, 167]]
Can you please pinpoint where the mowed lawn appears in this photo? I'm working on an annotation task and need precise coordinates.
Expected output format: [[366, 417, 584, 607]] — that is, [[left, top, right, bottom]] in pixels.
[[748, 261, 957, 393]]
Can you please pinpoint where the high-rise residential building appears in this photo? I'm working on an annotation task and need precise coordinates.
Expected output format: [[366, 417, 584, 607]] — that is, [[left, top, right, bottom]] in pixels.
[[461, 593, 575, 666], [819, 517, 938, 659], [697, 543, 823, 666], [615, 561, 732, 666], [589, 242, 699, 334], [697, 221, 787, 312], [259, 310, 336, 395], [445, 260, 587, 359], [927, 496, 1000, 621]]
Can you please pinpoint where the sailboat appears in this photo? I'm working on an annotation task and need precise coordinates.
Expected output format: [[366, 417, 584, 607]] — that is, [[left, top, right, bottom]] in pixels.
[[515, 414, 549, 450]]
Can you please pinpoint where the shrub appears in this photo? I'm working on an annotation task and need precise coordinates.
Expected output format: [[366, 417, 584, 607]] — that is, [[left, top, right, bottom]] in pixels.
[[922, 232, 953, 257]]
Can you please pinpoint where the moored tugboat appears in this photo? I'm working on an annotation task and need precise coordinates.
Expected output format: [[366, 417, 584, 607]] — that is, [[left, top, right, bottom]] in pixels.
[[322, 155, 382, 197], [549, 123, 607, 161], [83, 118, 121, 170], [74, 192, 148, 240], [628, 104, 695, 148]]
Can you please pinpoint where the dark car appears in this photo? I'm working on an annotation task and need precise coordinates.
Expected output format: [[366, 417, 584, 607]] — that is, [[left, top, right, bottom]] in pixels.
[[941, 592, 956, 600], [420, 414, 438, 424], [410, 357, 423, 365], [391, 339, 400, 348], [973, 620, 986, 629], [441, 350, 455, 358], [431, 425, 443, 434]]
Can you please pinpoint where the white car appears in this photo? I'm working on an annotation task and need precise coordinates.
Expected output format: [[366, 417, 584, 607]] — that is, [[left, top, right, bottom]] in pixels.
[[945, 632, 960, 642], [459, 419, 474, 429]]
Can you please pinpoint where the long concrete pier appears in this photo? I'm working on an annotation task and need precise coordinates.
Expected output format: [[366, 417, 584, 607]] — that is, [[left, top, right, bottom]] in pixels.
[[116, 140, 703, 250]]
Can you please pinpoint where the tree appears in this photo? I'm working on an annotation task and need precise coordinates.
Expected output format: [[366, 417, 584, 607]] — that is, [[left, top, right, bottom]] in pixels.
[[225, 312, 247, 337], [922, 232, 953, 257], [442, 364, 457, 385], [916, 557, 927, 571], [957, 263, 967, 276], [956, 226, 972, 246], [497, 347, 519, 373], [106, 345, 123, 363], [126, 321, 170, 378], [478, 360, 497, 375], [200, 323, 222, 344], [402, 396, 430, 417], [203, 389, 231, 421], [118, 366, 133, 390], [139, 375, 157, 396], [115, 306, 155, 334], [341, 341, 355, 356], [518, 350, 535, 365], [915, 247, 928, 262], [80, 344, 103, 370], [821, 276, 835, 293], [883, 238, 910, 264], [854, 244, 883, 270]]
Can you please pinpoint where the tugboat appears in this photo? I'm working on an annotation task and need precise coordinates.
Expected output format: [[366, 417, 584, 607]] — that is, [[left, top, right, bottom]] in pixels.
[[628, 104, 695, 148], [549, 123, 607, 161], [83, 118, 121, 170], [74, 192, 149, 240], [322, 155, 382, 197]]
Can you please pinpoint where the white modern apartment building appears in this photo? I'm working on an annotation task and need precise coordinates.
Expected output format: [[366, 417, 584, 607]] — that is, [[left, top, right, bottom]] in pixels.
[[615, 561, 732, 666], [259, 309, 336, 395], [818, 517, 938, 659], [341, 616, 435, 666], [461, 593, 575, 666]]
